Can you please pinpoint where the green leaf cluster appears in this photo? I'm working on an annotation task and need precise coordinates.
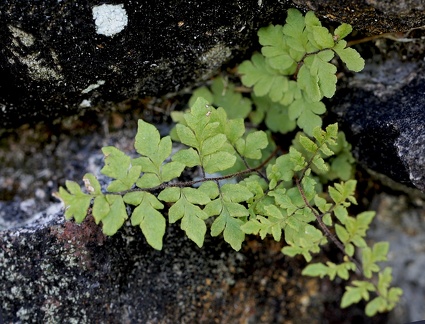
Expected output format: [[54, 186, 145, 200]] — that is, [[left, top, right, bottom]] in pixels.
[[302, 260, 356, 280], [238, 8, 364, 136], [172, 97, 268, 173], [341, 267, 403, 317], [133, 120, 185, 188], [293, 130, 355, 182], [57, 98, 269, 250], [56, 103, 402, 317]]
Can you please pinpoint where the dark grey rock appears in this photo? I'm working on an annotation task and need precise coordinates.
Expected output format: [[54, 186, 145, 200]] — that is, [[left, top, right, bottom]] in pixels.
[[292, 0, 425, 34], [2, 0, 425, 129], [0, 210, 356, 323], [332, 60, 425, 192], [0, 0, 291, 129]]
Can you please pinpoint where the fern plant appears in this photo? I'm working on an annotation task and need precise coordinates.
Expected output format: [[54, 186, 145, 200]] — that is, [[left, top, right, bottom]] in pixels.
[[55, 9, 402, 317]]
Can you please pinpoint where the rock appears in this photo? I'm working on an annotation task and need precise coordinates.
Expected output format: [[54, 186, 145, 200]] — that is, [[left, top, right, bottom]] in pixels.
[[368, 193, 425, 323], [332, 59, 425, 193], [0, 0, 288, 129], [1, 1, 425, 129], [0, 210, 379, 323], [293, 0, 425, 34]]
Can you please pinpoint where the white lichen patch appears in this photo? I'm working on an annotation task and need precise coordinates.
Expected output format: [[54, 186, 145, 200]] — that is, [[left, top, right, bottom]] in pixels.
[[20, 52, 63, 81], [79, 99, 92, 108], [81, 80, 105, 94], [199, 43, 232, 69], [8, 25, 35, 47], [92, 4, 128, 37], [7, 25, 64, 81], [3, 203, 63, 233]]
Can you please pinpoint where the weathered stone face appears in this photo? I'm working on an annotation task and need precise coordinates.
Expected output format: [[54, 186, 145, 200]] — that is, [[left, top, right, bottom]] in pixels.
[[332, 59, 425, 193], [0, 0, 288, 128], [293, 0, 425, 34], [1, 0, 425, 129], [0, 211, 388, 323]]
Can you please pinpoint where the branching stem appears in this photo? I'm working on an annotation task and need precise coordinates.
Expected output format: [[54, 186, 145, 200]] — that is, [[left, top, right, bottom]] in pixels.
[[295, 178, 363, 274], [107, 146, 279, 196]]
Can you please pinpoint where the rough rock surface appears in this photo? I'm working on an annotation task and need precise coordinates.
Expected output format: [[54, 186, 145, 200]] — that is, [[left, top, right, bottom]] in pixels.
[[0, 210, 382, 323], [0, 0, 289, 128], [1, 0, 425, 128], [332, 59, 425, 192], [293, 0, 425, 34]]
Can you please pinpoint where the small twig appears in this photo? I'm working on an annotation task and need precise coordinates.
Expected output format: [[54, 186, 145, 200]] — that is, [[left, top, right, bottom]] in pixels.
[[233, 86, 253, 93], [347, 26, 425, 47]]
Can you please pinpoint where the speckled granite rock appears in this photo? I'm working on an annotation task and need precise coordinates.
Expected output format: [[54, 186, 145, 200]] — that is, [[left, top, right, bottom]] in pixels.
[[332, 60, 425, 193], [1, 0, 425, 128], [0, 210, 371, 323]]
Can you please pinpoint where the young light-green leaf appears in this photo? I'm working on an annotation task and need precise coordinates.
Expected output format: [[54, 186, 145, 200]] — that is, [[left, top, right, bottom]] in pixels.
[[302, 263, 328, 278], [181, 211, 207, 248], [334, 23, 352, 40], [312, 26, 335, 49], [365, 297, 387, 317], [135, 119, 160, 157], [172, 148, 201, 167], [200, 133, 227, 156], [175, 124, 198, 148], [259, 24, 297, 72], [239, 53, 291, 102], [130, 192, 165, 250], [57, 183, 92, 223], [161, 161, 186, 182], [101, 195, 128, 236], [182, 187, 211, 205], [101, 146, 141, 192], [298, 64, 321, 102], [341, 281, 375, 308], [211, 202, 246, 251], [158, 187, 181, 203], [236, 130, 268, 159], [92, 195, 110, 224], [333, 40, 365, 72], [202, 151, 236, 173]]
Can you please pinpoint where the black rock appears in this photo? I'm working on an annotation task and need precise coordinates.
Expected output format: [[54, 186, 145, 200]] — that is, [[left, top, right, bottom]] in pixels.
[[2, 0, 425, 129], [0, 211, 346, 323], [0, 1, 291, 128], [333, 60, 425, 192]]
